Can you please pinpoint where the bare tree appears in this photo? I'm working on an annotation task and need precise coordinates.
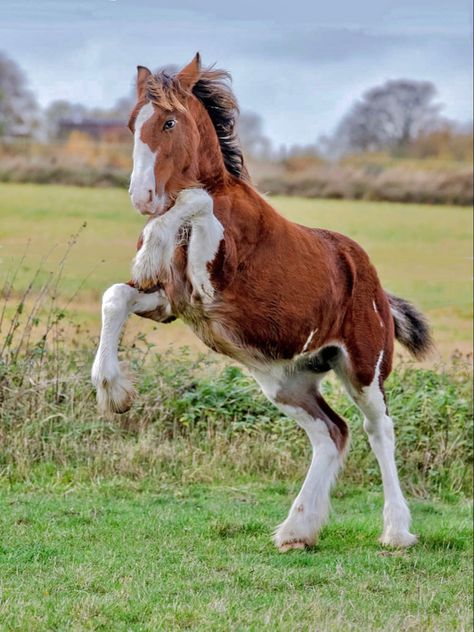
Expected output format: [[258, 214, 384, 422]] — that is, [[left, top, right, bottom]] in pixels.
[[0, 51, 38, 137], [333, 79, 442, 155]]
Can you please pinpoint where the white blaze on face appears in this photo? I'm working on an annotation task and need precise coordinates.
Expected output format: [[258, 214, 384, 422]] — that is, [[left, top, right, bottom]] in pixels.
[[129, 102, 165, 215]]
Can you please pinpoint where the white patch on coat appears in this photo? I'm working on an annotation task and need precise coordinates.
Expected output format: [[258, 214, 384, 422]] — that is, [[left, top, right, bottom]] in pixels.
[[250, 362, 286, 401], [359, 350, 385, 415], [128, 102, 167, 215], [187, 204, 224, 300], [301, 329, 317, 353], [372, 300, 384, 329], [132, 188, 223, 302]]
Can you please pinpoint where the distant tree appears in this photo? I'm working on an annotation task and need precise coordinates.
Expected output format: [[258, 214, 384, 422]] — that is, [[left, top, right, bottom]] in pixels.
[[0, 51, 38, 137], [333, 79, 442, 155], [237, 111, 272, 158]]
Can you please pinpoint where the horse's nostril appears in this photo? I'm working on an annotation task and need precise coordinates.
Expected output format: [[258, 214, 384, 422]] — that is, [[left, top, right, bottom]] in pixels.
[[148, 190, 153, 203]]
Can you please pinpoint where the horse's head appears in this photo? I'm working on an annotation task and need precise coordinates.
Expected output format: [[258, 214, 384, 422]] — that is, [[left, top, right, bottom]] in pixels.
[[127, 54, 203, 216], [128, 54, 248, 217]]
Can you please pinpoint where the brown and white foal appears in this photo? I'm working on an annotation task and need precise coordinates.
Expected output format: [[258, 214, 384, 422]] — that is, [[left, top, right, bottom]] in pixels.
[[92, 55, 432, 551]]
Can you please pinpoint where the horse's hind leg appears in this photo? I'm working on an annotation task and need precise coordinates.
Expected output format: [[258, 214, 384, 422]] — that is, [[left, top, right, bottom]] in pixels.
[[274, 404, 344, 552], [334, 351, 417, 547], [252, 367, 349, 551]]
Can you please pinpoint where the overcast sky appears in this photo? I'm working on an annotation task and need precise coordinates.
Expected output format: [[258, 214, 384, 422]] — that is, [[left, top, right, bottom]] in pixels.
[[1, 0, 472, 147]]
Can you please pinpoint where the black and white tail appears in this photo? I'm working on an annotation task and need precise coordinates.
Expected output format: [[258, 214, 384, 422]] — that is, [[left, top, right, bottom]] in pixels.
[[386, 293, 433, 360]]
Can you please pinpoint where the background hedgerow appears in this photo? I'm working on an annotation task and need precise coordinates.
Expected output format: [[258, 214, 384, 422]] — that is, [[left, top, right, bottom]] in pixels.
[[258, 163, 473, 206], [0, 139, 472, 205]]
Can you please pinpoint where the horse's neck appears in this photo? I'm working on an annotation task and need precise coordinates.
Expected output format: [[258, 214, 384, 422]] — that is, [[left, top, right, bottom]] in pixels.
[[192, 105, 230, 192], [216, 179, 287, 256], [198, 168, 227, 193]]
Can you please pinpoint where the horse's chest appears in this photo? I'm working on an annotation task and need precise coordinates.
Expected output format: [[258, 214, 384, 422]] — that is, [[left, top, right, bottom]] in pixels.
[[164, 279, 243, 359]]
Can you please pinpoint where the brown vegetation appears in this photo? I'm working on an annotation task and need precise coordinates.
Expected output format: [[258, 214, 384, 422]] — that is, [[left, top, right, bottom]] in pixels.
[[258, 162, 473, 206], [0, 135, 472, 205]]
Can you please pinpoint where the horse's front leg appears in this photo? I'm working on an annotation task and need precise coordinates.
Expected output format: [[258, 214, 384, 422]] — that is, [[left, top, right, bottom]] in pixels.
[[131, 188, 222, 300], [91, 283, 171, 414]]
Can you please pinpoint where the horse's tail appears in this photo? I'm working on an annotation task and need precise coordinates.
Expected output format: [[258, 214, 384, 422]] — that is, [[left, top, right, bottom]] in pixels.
[[386, 292, 433, 360]]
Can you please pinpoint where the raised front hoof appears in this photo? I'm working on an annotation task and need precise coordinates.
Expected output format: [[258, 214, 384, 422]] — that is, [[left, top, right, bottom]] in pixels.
[[96, 374, 136, 416], [131, 253, 164, 292], [379, 531, 418, 548]]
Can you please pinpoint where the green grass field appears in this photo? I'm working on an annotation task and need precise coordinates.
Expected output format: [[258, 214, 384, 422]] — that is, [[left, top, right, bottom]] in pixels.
[[0, 182, 472, 358], [1, 482, 471, 631]]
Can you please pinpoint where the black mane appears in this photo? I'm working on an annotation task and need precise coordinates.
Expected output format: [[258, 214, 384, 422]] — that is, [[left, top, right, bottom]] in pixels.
[[191, 69, 249, 181]]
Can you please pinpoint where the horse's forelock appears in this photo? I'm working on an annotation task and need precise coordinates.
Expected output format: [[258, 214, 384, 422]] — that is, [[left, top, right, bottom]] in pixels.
[[146, 72, 186, 112]]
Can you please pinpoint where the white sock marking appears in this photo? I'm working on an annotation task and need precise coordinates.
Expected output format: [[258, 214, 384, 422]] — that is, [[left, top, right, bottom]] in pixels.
[[273, 405, 341, 548], [251, 364, 342, 549], [357, 351, 416, 546]]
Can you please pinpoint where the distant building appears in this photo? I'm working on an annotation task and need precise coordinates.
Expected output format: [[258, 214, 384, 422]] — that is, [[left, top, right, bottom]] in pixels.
[[57, 118, 129, 142]]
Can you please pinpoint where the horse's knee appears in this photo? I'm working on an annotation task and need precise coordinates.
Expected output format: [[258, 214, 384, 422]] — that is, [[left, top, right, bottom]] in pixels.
[[102, 283, 136, 315]]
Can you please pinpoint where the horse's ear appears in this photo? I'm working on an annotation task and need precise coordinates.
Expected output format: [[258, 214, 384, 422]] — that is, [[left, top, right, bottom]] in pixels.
[[136, 66, 152, 99], [177, 53, 202, 92]]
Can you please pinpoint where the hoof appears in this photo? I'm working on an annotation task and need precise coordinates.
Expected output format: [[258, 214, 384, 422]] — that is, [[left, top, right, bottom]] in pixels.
[[379, 531, 418, 548], [96, 370, 136, 415], [273, 517, 317, 552], [277, 540, 308, 553]]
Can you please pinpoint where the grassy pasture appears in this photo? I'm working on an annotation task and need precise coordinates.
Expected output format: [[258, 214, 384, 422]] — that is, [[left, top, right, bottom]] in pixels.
[[1, 483, 471, 631], [0, 182, 472, 358], [0, 182, 472, 630]]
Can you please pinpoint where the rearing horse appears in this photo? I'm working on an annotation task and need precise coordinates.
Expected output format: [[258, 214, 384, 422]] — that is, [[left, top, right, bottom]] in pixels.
[[92, 54, 432, 551]]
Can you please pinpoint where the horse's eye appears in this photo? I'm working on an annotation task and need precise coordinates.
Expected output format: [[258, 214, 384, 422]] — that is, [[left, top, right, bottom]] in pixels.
[[163, 119, 176, 131]]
